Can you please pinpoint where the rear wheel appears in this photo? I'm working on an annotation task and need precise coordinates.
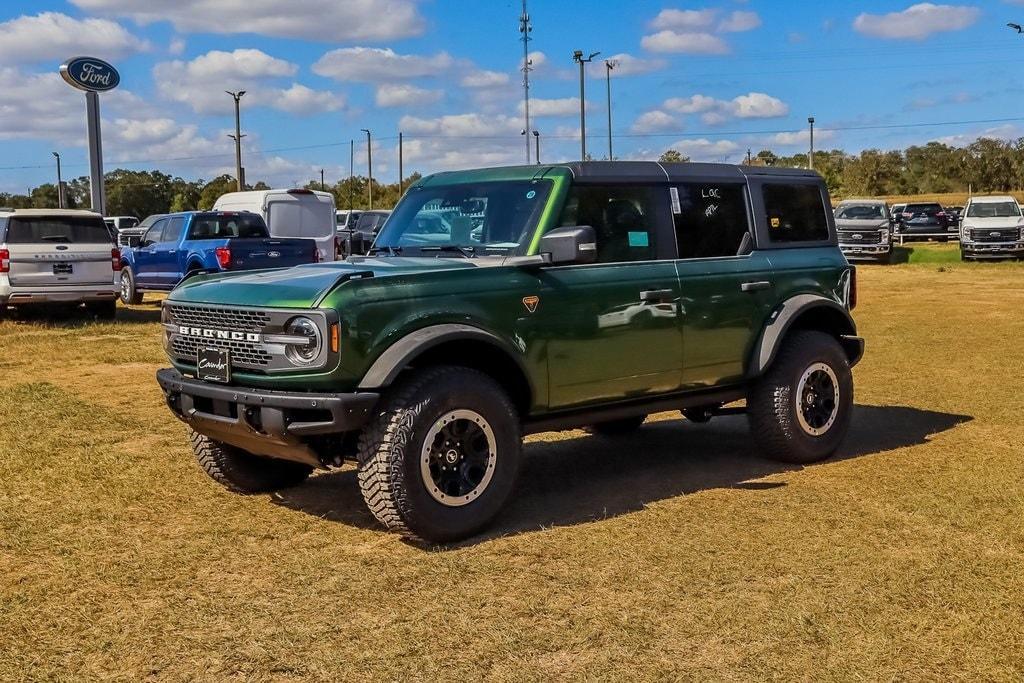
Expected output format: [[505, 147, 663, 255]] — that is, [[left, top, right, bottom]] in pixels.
[[189, 429, 312, 493], [119, 267, 143, 305], [86, 299, 116, 320], [748, 330, 853, 464], [584, 415, 646, 436], [357, 366, 522, 543]]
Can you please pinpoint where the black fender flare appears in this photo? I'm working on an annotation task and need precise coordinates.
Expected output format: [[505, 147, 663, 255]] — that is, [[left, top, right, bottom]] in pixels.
[[749, 294, 863, 377], [357, 323, 533, 392]]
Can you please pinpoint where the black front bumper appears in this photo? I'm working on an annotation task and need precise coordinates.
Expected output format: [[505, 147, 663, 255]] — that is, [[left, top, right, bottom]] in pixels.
[[156, 368, 379, 465]]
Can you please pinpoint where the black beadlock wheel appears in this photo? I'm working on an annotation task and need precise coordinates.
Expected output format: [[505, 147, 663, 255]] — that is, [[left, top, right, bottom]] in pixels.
[[189, 429, 313, 493], [357, 365, 522, 544], [584, 415, 646, 436], [747, 330, 853, 464], [119, 267, 143, 305]]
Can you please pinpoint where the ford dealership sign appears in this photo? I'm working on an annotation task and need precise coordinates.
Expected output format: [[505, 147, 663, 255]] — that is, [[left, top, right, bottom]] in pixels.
[[60, 56, 120, 92]]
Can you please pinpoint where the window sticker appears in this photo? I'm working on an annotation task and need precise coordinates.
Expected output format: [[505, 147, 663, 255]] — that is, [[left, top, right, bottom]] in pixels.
[[669, 187, 681, 214], [526, 190, 536, 199], [770, 217, 781, 229], [628, 231, 649, 247]]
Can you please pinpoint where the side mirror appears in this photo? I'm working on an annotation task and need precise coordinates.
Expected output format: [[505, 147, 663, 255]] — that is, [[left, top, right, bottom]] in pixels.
[[538, 225, 597, 265], [127, 235, 142, 248]]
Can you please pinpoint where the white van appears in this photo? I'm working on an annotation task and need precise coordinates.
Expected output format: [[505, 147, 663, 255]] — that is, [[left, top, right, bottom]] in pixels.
[[213, 189, 337, 262]]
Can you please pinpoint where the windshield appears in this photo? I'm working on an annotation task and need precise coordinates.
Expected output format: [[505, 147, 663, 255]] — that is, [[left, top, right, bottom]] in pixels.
[[188, 214, 269, 239], [355, 212, 388, 232], [374, 180, 553, 256], [836, 204, 885, 220], [906, 203, 941, 215], [6, 216, 113, 244], [966, 201, 1020, 218]]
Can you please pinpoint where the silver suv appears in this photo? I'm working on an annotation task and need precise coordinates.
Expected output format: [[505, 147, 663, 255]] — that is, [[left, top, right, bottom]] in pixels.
[[0, 209, 119, 317]]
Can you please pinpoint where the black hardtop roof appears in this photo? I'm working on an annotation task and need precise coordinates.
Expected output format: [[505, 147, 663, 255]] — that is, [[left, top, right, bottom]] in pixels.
[[558, 160, 820, 183]]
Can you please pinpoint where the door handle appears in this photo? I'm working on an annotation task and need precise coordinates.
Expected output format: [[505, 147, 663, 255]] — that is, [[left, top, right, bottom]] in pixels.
[[640, 288, 674, 302], [740, 281, 772, 292]]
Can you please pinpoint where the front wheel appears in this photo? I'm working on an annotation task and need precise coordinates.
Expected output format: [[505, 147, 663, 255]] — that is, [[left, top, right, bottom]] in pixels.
[[190, 430, 312, 493], [747, 330, 853, 464], [119, 267, 143, 305], [357, 366, 522, 544]]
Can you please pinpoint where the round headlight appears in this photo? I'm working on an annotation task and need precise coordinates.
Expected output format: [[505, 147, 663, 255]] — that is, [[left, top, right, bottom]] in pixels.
[[284, 316, 322, 365]]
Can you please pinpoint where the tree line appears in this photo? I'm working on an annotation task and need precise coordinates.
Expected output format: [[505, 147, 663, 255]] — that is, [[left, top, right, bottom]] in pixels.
[[4, 135, 1023, 216]]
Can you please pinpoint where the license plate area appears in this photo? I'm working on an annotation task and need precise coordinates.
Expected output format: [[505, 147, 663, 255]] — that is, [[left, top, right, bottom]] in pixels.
[[53, 262, 73, 275], [198, 347, 231, 383]]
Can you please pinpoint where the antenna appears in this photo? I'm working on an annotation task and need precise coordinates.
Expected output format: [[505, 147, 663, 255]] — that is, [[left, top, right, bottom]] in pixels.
[[519, 0, 533, 164]]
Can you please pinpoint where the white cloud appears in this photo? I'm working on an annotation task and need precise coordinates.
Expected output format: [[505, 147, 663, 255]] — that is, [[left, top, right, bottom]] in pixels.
[[641, 30, 730, 54], [168, 36, 185, 56], [0, 11, 148, 65], [663, 92, 788, 122], [396, 112, 525, 171], [853, 3, 980, 40], [666, 138, 740, 161], [0, 68, 83, 142], [719, 10, 761, 32], [313, 47, 453, 82], [649, 8, 718, 30], [770, 129, 836, 146], [154, 49, 340, 115], [588, 53, 667, 78], [631, 110, 679, 134], [461, 70, 510, 89], [523, 97, 585, 117], [69, 0, 425, 42], [375, 83, 442, 107]]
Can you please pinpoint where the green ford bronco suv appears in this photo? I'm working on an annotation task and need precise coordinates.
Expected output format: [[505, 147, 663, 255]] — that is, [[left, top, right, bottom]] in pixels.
[[157, 161, 863, 543]]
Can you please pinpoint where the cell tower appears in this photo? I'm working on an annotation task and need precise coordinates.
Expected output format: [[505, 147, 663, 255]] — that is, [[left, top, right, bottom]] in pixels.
[[519, 0, 533, 164]]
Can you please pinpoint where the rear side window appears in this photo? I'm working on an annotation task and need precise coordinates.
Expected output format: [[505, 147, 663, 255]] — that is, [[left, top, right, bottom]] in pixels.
[[763, 184, 829, 243], [559, 185, 659, 263], [673, 183, 750, 259], [5, 216, 113, 244]]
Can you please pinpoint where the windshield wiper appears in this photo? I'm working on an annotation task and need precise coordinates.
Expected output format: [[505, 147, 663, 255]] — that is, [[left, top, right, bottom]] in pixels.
[[419, 245, 476, 258], [367, 245, 402, 256]]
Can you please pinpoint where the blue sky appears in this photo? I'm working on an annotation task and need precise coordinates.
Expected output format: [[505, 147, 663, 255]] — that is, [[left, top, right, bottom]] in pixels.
[[1, 0, 1023, 193]]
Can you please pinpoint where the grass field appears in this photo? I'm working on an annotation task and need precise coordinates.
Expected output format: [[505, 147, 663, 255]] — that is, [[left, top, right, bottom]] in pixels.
[[2, 245, 1023, 680]]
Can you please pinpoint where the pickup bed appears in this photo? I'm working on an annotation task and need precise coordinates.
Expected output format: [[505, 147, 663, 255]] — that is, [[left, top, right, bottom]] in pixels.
[[119, 211, 317, 304]]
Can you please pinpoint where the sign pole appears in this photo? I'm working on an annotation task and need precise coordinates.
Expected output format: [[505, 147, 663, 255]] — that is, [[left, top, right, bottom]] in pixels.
[[85, 90, 105, 216]]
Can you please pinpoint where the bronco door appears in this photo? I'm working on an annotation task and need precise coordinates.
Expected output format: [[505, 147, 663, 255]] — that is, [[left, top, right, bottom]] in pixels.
[[534, 183, 683, 409]]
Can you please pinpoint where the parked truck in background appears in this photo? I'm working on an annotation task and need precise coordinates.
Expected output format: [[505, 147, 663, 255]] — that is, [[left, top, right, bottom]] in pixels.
[[213, 189, 337, 263]]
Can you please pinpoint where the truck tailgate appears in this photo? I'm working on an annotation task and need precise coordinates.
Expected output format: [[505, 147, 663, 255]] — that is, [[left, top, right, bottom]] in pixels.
[[226, 238, 318, 270]]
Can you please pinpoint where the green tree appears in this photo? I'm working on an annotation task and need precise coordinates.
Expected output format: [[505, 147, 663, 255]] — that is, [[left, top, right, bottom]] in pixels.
[[659, 149, 690, 163], [197, 175, 237, 209]]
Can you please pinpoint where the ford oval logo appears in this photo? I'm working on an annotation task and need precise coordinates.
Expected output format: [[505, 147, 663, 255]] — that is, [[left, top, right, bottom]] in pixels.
[[990, 231, 1001, 237], [267, 251, 281, 258], [852, 234, 863, 240], [60, 56, 120, 93]]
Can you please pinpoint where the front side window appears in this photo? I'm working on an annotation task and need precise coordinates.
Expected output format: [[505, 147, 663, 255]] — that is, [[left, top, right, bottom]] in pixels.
[[6, 215, 113, 244], [965, 202, 1020, 218], [161, 216, 186, 243], [375, 181, 552, 256], [673, 183, 749, 259], [558, 185, 658, 263], [763, 184, 829, 243], [835, 204, 885, 220]]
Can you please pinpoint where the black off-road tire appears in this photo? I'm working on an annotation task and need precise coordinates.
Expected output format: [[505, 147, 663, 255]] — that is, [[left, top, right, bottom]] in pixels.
[[584, 415, 646, 435], [189, 429, 313, 493], [357, 366, 522, 544], [747, 330, 853, 464], [86, 299, 117, 320], [119, 267, 143, 305]]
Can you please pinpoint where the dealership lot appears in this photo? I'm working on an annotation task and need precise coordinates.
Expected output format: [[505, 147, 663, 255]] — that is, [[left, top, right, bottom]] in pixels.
[[1, 245, 1022, 680]]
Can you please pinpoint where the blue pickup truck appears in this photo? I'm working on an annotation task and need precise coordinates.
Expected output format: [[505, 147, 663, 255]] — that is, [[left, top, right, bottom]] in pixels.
[[118, 211, 317, 304]]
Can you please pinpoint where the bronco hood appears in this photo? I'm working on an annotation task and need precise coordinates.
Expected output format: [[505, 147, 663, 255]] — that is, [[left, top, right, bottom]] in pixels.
[[168, 257, 491, 308]]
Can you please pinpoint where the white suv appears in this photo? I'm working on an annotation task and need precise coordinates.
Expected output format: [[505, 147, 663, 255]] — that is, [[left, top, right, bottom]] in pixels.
[[0, 209, 120, 317], [959, 196, 1024, 261]]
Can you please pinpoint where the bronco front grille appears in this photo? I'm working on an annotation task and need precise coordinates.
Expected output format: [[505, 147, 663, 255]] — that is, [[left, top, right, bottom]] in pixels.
[[170, 335, 273, 368], [165, 304, 271, 332]]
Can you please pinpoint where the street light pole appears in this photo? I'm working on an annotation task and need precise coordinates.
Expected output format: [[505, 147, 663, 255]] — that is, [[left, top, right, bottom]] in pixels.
[[226, 90, 246, 191], [604, 60, 617, 160], [572, 50, 600, 161], [533, 130, 540, 165], [519, 0, 533, 164], [320, 169, 325, 192], [52, 152, 63, 208], [808, 116, 815, 171], [361, 128, 373, 210], [348, 139, 354, 211]]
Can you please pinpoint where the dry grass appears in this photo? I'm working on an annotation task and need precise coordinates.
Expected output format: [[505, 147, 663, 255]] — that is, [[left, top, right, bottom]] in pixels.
[[2, 251, 1023, 681]]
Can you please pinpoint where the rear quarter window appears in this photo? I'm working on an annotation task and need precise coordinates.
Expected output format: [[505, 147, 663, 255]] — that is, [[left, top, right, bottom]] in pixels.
[[763, 183, 830, 243]]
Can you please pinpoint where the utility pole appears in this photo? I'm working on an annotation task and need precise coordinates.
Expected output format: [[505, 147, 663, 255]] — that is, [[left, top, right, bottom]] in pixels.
[[348, 139, 354, 211], [533, 130, 540, 165], [52, 152, 63, 208], [604, 59, 617, 160], [519, 0, 533, 164], [398, 132, 404, 197], [226, 90, 246, 190], [320, 169, 325, 192], [746, 148, 752, 165], [808, 116, 815, 171], [572, 50, 600, 161], [361, 128, 373, 210]]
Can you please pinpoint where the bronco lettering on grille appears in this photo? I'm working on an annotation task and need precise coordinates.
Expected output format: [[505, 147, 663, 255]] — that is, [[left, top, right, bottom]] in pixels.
[[178, 326, 261, 343]]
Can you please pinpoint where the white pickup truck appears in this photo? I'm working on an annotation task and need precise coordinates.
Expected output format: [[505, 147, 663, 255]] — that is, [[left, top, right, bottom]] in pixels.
[[0, 209, 119, 317]]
